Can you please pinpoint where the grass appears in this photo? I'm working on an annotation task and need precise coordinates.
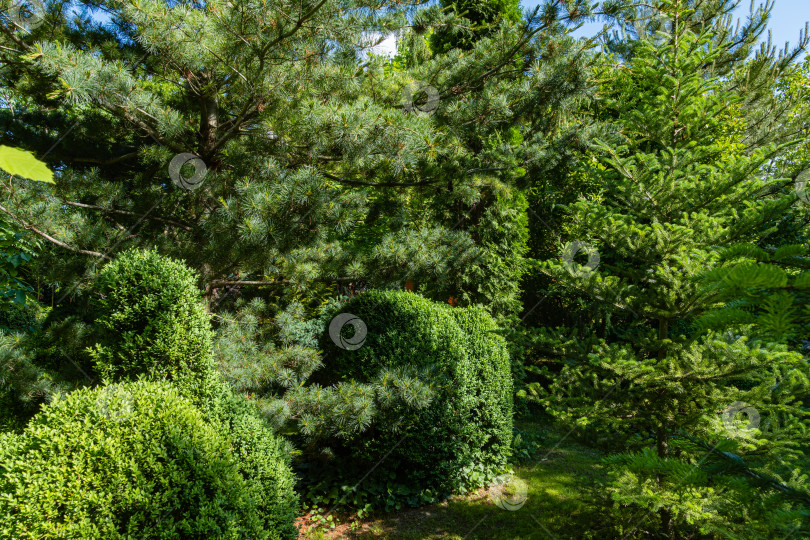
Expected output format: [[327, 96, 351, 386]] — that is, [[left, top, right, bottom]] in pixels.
[[298, 416, 616, 539]]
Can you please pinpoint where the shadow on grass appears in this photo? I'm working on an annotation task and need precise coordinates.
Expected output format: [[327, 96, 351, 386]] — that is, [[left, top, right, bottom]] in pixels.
[[319, 430, 615, 539]]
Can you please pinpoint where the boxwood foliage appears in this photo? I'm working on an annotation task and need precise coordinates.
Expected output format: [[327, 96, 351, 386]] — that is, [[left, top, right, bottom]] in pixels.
[[209, 389, 300, 540], [87, 248, 218, 401], [0, 380, 298, 539], [315, 290, 513, 500], [83, 248, 300, 538]]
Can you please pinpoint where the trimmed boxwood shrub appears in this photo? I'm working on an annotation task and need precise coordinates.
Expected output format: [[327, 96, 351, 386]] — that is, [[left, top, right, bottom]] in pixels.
[[83, 248, 300, 538], [210, 390, 300, 540], [0, 380, 298, 539], [315, 290, 513, 500], [88, 248, 218, 401]]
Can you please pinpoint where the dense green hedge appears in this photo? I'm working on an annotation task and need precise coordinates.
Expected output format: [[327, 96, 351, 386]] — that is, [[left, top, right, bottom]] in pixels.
[[316, 290, 513, 499], [88, 248, 218, 401], [0, 381, 298, 539]]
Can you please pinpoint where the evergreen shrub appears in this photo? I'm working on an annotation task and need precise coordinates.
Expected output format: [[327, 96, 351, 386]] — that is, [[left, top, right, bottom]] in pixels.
[[82, 249, 300, 537], [316, 290, 513, 499], [0, 380, 299, 539], [87, 248, 218, 401]]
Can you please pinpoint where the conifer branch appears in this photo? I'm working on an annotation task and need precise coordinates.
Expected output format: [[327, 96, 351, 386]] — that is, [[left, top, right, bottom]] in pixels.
[[260, 0, 330, 51], [318, 170, 440, 187], [677, 430, 810, 506], [61, 202, 192, 231], [0, 203, 111, 260], [71, 153, 139, 166], [208, 276, 356, 288]]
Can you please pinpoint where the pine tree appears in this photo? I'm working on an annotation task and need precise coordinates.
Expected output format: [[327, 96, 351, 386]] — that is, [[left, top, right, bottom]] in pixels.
[[532, 1, 810, 536], [0, 146, 49, 311], [0, 218, 36, 310], [0, 0, 589, 317]]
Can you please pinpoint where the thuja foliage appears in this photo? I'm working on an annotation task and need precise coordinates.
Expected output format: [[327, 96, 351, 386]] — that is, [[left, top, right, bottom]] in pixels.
[[0, 380, 298, 540], [461, 188, 530, 318], [530, 1, 810, 537]]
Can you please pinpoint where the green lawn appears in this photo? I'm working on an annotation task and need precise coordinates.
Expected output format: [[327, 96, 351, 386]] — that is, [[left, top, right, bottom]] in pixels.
[[301, 418, 616, 539]]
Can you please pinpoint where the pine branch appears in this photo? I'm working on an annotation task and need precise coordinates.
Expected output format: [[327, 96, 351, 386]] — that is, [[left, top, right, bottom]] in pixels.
[[70, 153, 139, 166], [207, 276, 357, 288], [260, 0, 330, 52], [0, 203, 111, 260], [61, 202, 193, 231], [319, 170, 441, 187]]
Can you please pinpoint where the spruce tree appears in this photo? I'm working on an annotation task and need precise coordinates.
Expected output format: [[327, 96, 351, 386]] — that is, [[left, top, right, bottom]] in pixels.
[[533, 1, 810, 536]]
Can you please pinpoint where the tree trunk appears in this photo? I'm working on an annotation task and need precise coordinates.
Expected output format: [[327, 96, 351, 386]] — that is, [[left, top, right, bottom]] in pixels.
[[200, 91, 219, 162], [656, 426, 676, 537]]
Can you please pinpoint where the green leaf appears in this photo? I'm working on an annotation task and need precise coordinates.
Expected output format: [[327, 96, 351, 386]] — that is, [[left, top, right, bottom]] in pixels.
[[0, 145, 54, 184]]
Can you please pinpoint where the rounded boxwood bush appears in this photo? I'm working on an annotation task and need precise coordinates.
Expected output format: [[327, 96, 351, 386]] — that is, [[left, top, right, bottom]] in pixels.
[[84, 249, 299, 536], [88, 248, 218, 400], [0, 380, 298, 539], [316, 290, 513, 499], [210, 390, 300, 539]]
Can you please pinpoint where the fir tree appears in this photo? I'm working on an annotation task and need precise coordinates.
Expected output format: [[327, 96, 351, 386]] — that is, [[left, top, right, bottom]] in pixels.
[[532, 1, 810, 536]]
